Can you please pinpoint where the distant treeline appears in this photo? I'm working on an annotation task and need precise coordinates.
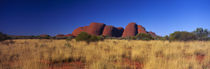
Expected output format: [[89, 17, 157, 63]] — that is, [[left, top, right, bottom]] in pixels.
[[0, 28, 209, 42]]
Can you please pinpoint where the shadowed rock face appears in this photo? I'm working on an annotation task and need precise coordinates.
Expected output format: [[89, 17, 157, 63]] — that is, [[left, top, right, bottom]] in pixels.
[[122, 23, 138, 37], [137, 25, 147, 34], [116, 27, 124, 37], [87, 22, 105, 35], [102, 26, 124, 37], [72, 26, 88, 36], [148, 32, 157, 37]]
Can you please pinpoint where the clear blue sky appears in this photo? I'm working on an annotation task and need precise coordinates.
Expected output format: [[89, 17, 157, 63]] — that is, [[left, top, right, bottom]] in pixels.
[[0, 0, 209, 36]]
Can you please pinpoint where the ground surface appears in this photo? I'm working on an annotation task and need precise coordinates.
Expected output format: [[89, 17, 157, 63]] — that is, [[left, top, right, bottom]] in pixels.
[[0, 39, 209, 69]]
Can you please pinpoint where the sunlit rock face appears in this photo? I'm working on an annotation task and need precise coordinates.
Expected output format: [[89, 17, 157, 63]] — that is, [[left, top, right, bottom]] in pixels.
[[137, 25, 147, 34], [87, 22, 105, 36], [72, 26, 88, 36], [102, 25, 115, 37], [122, 22, 138, 37]]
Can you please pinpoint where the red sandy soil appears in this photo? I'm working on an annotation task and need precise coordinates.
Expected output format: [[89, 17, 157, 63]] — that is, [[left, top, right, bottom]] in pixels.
[[40, 58, 143, 69], [40, 60, 86, 69], [195, 54, 205, 64]]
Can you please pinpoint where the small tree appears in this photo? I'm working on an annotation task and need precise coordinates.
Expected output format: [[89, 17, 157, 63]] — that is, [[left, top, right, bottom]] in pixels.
[[193, 28, 209, 40], [163, 35, 169, 40], [169, 31, 197, 41], [136, 33, 154, 40]]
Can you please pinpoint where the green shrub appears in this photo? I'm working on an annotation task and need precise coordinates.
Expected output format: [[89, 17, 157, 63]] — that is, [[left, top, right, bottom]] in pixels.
[[75, 32, 103, 42], [130, 36, 137, 40], [164, 35, 169, 40], [0, 32, 8, 41], [122, 36, 137, 40], [155, 35, 169, 40], [136, 33, 154, 40], [66, 36, 74, 41], [169, 31, 197, 41], [75, 32, 91, 41]]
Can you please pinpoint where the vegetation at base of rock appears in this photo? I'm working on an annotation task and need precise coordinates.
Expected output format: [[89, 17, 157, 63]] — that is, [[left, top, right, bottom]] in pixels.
[[75, 32, 103, 42], [169, 31, 197, 41], [0, 32, 9, 41], [136, 33, 154, 40]]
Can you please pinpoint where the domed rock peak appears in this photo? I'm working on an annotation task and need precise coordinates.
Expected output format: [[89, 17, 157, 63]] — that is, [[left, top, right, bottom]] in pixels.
[[122, 22, 138, 37]]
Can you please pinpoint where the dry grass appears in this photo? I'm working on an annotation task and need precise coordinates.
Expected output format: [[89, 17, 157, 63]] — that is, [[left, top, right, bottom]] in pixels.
[[0, 39, 209, 69]]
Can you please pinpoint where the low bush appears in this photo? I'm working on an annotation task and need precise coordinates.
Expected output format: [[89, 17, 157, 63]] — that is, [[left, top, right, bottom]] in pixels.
[[39, 35, 50, 39], [66, 36, 74, 41], [136, 33, 154, 40], [75, 32, 103, 42], [169, 31, 197, 41]]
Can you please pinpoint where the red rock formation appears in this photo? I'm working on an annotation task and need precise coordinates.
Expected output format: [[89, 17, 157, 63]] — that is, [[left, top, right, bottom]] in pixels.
[[65, 34, 74, 37], [55, 34, 67, 39], [72, 26, 89, 36], [83, 26, 89, 32], [87, 22, 105, 35], [71, 22, 157, 37], [102, 25, 114, 37], [40, 34, 50, 37], [137, 25, 147, 34], [56, 34, 65, 37], [148, 32, 157, 37], [102, 26, 124, 37], [122, 23, 138, 37]]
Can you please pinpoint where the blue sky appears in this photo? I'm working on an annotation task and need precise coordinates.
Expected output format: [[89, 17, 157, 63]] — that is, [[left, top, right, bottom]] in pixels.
[[0, 0, 209, 36]]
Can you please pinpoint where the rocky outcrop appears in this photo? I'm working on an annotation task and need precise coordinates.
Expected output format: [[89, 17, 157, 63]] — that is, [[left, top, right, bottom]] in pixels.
[[102, 25, 114, 37], [72, 23, 105, 36], [65, 34, 74, 37], [55, 34, 66, 39], [56, 34, 65, 37], [39, 34, 50, 37], [72, 26, 88, 36], [137, 25, 147, 34], [71, 22, 157, 37], [102, 26, 124, 37], [87, 22, 105, 35], [122, 23, 138, 37]]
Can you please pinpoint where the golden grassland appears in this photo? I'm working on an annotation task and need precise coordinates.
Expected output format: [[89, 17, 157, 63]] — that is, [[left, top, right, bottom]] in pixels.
[[0, 39, 209, 69]]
